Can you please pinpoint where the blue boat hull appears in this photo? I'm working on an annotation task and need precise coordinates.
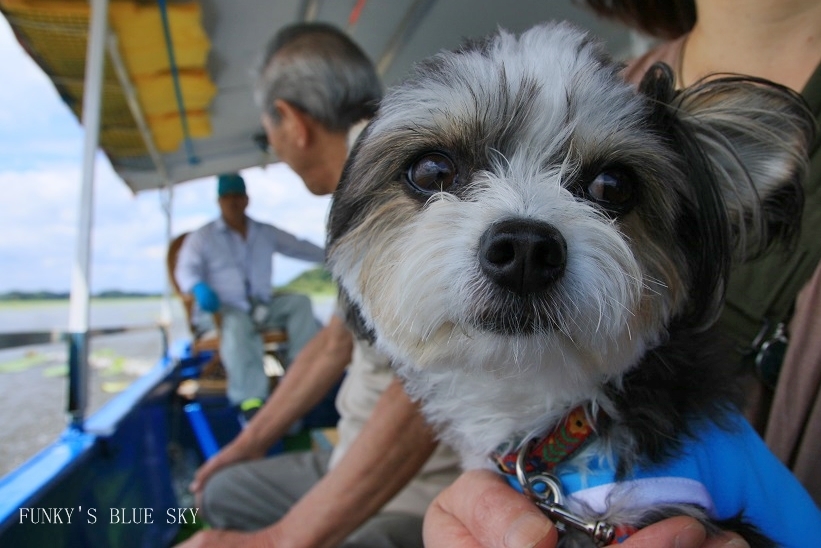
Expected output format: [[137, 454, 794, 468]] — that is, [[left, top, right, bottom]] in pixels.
[[0, 343, 237, 547]]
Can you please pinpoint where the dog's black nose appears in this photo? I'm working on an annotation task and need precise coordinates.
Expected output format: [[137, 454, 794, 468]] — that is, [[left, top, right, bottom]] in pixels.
[[479, 219, 566, 294]]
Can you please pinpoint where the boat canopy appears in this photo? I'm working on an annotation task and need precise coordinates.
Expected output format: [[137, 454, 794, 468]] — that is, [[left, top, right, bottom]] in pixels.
[[0, 0, 635, 194]]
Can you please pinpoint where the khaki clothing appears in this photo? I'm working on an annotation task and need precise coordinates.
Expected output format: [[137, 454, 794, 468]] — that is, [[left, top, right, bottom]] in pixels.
[[330, 341, 461, 516], [767, 263, 821, 505], [201, 449, 425, 548], [200, 310, 461, 547]]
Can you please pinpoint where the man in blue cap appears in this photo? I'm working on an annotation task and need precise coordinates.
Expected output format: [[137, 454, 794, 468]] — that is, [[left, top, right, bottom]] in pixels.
[[175, 172, 325, 419]]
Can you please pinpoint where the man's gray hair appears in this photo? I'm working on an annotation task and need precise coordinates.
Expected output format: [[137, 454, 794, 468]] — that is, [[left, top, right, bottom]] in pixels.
[[255, 22, 382, 132]]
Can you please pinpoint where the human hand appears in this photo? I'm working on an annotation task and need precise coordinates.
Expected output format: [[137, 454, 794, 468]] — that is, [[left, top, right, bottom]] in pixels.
[[424, 469, 750, 548], [188, 437, 266, 505], [425, 469, 556, 548], [192, 282, 220, 313]]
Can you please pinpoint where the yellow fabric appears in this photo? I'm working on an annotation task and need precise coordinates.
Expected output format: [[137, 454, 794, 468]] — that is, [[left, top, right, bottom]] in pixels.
[[0, 0, 214, 154], [133, 72, 215, 116], [149, 111, 212, 152], [109, 2, 210, 77]]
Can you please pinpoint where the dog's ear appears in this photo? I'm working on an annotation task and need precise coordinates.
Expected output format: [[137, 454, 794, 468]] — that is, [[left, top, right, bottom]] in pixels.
[[662, 73, 814, 261], [638, 62, 678, 126]]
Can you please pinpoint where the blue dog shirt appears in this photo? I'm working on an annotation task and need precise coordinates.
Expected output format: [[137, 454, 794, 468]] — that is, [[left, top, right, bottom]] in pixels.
[[507, 413, 821, 547]]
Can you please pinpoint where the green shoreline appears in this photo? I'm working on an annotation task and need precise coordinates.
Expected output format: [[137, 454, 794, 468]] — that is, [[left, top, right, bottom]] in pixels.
[[0, 267, 339, 307], [0, 297, 162, 309]]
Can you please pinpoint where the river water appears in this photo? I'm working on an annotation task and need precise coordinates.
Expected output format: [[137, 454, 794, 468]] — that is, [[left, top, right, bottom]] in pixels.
[[0, 297, 334, 478]]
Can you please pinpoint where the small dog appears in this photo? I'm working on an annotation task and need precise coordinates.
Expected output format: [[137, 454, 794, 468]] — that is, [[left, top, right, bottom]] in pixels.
[[327, 22, 819, 547]]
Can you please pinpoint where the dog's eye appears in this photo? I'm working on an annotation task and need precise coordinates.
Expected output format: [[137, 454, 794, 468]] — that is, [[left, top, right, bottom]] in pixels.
[[407, 152, 457, 194], [586, 170, 634, 212]]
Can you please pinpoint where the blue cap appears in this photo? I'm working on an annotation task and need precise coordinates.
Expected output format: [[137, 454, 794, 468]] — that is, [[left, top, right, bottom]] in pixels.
[[217, 173, 246, 197]]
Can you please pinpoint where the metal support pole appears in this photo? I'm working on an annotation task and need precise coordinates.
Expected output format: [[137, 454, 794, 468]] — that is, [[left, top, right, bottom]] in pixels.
[[106, 32, 168, 182], [159, 183, 174, 355], [376, 0, 437, 77], [67, 0, 109, 430]]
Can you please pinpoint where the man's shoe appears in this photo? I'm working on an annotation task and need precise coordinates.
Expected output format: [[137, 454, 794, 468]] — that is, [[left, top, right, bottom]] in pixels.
[[238, 398, 264, 427]]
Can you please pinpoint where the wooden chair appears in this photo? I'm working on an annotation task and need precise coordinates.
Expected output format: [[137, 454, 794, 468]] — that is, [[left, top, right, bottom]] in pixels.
[[167, 232, 289, 390]]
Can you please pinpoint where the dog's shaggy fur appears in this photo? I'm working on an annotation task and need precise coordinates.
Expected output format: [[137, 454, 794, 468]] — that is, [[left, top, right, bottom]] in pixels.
[[327, 22, 815, 546]]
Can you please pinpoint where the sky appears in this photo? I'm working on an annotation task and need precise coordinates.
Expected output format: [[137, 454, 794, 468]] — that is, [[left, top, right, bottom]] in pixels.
[[0, 17, 331, 294]]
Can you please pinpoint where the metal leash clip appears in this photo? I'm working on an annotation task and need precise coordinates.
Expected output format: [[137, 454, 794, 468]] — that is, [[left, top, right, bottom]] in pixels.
[[516, 440, 616, 546]]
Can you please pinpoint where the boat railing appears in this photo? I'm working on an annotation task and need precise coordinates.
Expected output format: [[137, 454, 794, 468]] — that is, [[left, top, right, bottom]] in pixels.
[[0, 323, 169, 356]]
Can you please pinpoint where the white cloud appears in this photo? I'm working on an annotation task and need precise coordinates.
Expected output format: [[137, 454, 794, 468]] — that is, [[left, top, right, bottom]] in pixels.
[[244, 163, 331, 246], [0, 18, 329, 293]]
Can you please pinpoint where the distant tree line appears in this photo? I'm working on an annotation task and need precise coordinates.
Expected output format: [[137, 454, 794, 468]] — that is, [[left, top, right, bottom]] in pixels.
[[277, 267, 337, 296], [1, 269, 336, 302], [0, 290, 161, 301]]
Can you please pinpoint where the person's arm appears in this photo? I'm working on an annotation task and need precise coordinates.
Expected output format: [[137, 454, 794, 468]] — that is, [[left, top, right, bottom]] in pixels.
[[189, 314, 354, 494], [269, 224, 325, 263], [424, 469, 751, 548], [181, 377, 439, 548], [175, 229, 221, 313], [263, 378, 439, 548], [175, 228, 207, 294]]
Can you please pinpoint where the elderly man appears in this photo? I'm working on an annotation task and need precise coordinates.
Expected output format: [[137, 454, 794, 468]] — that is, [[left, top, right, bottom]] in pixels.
[[178, 23, 461, 548], [175, 172, 324, 419]]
